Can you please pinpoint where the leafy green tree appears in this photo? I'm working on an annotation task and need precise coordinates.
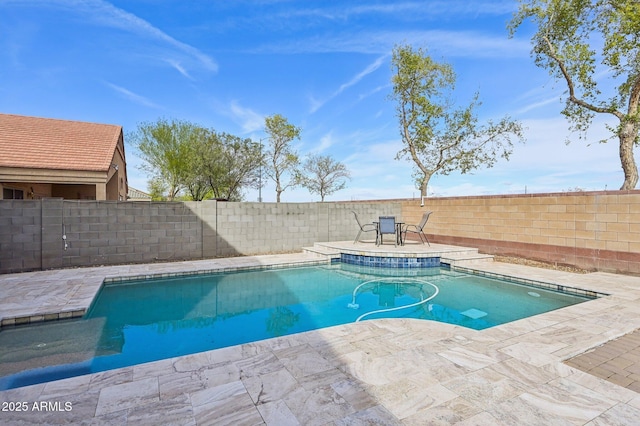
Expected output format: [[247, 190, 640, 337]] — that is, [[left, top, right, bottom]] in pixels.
[[183, 169, 211, 202], [182, 127, 212, 201], [147, 177, 167, 201], [390, 44, 524, 197], [192, 132, 262, 201], [510, 0, 640, 189], [264, 114, 301, 202], [297, 154, 350, 201], [130, 118, 200, 201], [132, 119, 263, 202]]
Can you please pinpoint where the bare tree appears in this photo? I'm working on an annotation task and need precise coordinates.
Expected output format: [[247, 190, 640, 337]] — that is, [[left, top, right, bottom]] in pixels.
[[297, 154, 350, 201]]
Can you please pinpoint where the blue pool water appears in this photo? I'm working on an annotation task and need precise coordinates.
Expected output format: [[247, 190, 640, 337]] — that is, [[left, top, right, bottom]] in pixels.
[[0, 263, 593, 390]]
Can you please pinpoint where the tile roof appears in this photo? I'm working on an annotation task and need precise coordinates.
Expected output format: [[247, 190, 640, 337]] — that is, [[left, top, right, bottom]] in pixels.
[[128, 186, 151, 200], [0, 113, 123, 172]]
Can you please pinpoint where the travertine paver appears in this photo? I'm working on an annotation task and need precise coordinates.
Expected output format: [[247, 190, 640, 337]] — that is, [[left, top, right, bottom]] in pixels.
[[1, 243, 640, 425]]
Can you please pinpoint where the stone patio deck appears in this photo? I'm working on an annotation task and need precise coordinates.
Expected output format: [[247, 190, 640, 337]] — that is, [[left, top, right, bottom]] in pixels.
[[1, 242, 640, 425]]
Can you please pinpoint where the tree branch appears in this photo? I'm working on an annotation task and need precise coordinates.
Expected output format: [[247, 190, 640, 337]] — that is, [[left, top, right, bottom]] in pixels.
[[629, 73, 640, 117], [542, 35, 624, 120]]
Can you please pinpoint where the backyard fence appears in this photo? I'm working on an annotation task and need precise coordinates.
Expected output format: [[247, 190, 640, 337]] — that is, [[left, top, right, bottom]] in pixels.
[[1, 190, 638, 274], [413, 190, 640, 275], [0, 199, 400, 273]]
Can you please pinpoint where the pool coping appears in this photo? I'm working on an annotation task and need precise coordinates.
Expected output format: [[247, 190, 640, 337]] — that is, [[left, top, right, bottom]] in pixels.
[[450, 264, 609, 299], [1, 243, 640, 424]]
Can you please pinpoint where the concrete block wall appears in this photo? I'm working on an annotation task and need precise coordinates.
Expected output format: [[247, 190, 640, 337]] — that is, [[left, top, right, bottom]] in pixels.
[[0, 200, 205, 273], [208, 201, 399, 257], [0, 199, 402, 274], [42, 198, 64, 270], [400, 190, 640, 274], [58, 200, 203, 269], [0, 199, 43, 272], [2, 193, 638, 274], [213, 202, 321, 256]]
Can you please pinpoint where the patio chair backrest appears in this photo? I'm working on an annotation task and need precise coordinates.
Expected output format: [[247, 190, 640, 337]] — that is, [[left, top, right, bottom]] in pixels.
[[418, 211, 432, 230], [351, 211, 364, 228], [379, 216, 396, 234]]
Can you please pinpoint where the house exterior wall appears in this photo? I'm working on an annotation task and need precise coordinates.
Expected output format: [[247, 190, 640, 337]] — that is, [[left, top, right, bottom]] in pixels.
[[0, 167, 124, 201], [51, 184, 97, 200], [0, 129, 128, 201], [108, 132, 128, 201]]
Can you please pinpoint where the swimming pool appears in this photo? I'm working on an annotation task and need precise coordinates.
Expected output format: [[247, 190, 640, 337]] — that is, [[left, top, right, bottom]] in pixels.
[[0, 263, 594, 390]]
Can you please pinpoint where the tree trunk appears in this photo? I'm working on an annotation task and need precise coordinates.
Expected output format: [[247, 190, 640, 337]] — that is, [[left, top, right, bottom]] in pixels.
[[619, 122, 639, 190], [420, 173, 432, 197]]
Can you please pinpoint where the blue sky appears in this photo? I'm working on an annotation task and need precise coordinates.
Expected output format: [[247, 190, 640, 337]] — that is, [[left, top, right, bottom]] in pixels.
[[0, 0, 632, 201]]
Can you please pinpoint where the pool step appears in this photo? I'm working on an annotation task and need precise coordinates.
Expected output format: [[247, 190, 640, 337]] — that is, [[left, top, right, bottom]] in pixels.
[[441, 252, 494, 266], [302, 245, 341, 260], [304, 241, 493, 266]]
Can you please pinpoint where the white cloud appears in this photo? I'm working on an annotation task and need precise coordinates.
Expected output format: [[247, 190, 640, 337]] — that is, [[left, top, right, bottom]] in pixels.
[[10, 0, 218, 74], [427, 115, 631, 196], [104, 82, 161, 109], [343, 139, 406, 180], [344, 1, 516, 18], [337, 56, 387, 94], [507, 116, 620, 171], [358, 84, 390, 102], [257, 29, 529, 58], [310, 132, 334, 153], [229, 101, 265, 133], [514, 96, 560, 115], [165, 59, 194, 80], [94, 1, 218, 72], [342, 182, 417, 201], [307, 96, 323, 115], [310, 55, 387, 113], [253, 1, 516, 30]]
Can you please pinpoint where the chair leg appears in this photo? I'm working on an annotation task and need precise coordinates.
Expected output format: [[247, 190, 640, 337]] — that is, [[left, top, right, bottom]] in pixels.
[[418, 232, 425, 244], [354, 229, 362, 244], [421, 231, 430, 247]]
